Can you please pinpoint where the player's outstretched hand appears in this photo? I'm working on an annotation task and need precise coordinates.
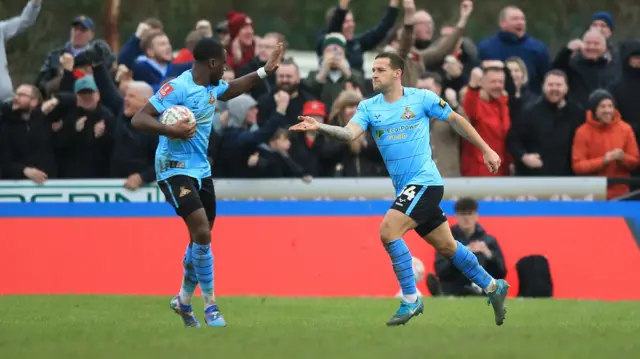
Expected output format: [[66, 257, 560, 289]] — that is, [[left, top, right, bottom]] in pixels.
[[483, 149, 502, 174], [166, 119, 196, 140], [289, 116, 320, 132], [265, 42, 285, 73]]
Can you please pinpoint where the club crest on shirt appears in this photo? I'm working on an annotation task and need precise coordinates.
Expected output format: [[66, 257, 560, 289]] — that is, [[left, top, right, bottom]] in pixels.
[[209, 91, 216, 105], [401, 107, 415, 120], [157, 83, 174, 101]]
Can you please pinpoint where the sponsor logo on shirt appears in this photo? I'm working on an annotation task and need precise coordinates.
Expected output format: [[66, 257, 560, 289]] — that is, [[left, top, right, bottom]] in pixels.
[[439, 98, 447, 108], [387, 133, 408, 140]]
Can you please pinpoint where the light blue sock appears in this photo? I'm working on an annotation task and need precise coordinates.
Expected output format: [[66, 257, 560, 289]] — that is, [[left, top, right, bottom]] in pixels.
[[178, 244, 198, 305], [191, 243, 215, 307], [450, 240, 493, 289], [384, 239, 417, 299]]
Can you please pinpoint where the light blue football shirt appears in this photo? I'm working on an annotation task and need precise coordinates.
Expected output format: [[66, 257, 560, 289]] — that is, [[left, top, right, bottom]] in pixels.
[[349, 87, 452, 196], [148, 70, 229, 181]]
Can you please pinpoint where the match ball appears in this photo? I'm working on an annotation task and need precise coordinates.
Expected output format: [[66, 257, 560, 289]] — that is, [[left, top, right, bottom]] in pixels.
[[160, 105, 196, 126], [412, 256, 426, 283]]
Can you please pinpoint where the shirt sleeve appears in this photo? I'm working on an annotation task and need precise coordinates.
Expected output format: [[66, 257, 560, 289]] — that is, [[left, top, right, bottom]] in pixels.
[[422, 89, 452, 121], [215, 80, 230, 98], [347, 102, 371, 131], [148, 80, 187, 114]]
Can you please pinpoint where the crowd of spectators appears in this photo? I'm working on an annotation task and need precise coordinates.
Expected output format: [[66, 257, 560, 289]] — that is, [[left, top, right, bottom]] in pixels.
[[1, 0, 640, 198]]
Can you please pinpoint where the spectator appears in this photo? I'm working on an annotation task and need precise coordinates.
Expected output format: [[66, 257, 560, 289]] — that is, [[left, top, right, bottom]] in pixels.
[[383, 3, 437, 52], [590, 11, 614, 41], [36, 15, 115, 97], [117, 18, 164, 69], [56, 52, 95, 94], [420, 72, 461, 177], [508, 70, 584, 176], [611, 39, 640, 190], [129, 33, 192, 91], [108, 81, 158, 190], [237, 33, 287, 100], [609, 39, 640, 141], [572, 90, 640, 199], [226, 11, 256, 71], [328, 91, 385, 177], [0, 0, 41, 103], [0, 84, 59, 183], [306, 33, 365, 110], [51, 76, 116, 178], [195, 19, 213, 38], [257, 59, 316, 127], [392, 0, 473, 88], [214, 20, 229, 47], [461, 66, 511, 176], [220, 94, 287, 177], [318, 0, 399, 73], [477, 6, 550, 94], [427, 197, 507, 297], [248, 128, 311, 182], [436, 23, 479, 90], [505, 56, 535, 118], [5, 5, 640, 185], [553, 30, 619, 108], [289, 100, 340, 177], [115, 63, 136, 94], [212, 69, 236, 135], [589, 11, 618, 64], [411, 10, 434, 50], [83, 56, 122, 116], [384, 26, 404, 51], [173, 29, 207, 64]]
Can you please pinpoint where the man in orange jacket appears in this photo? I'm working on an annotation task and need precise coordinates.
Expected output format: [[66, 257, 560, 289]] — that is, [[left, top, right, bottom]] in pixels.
[[572, 89, 640, 199]]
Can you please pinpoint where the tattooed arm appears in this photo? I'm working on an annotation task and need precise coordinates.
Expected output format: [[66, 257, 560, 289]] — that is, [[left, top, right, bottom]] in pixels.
[[317, 122, 364, 141], [445, 111, 491, 153], [290, 117, 365, 142]]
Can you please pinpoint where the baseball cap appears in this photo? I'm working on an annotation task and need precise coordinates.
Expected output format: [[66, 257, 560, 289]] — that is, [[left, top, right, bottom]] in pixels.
[[302, 100, 326, 117], [74, 75, 98, 94], [71, 15, 94, 30]]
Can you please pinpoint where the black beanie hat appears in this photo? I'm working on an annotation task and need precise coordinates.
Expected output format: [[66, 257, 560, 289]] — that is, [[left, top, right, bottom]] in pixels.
[[588, 89, 615, 115]]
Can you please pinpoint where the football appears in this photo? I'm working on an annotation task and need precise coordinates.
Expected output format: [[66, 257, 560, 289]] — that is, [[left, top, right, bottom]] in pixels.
[[159, 105, 196, 126], [412, 256, 426, 283]]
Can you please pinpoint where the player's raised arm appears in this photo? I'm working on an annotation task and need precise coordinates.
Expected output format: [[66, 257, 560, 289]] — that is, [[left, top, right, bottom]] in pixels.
[[132, 82, 195, 140], [289, 117, 364, 142], [289, 101, 369, 141], [444, 110, 501, 173], [218, 43, 285, 101]]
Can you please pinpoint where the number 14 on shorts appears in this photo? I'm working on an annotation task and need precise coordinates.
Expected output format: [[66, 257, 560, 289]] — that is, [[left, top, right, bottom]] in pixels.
[[401, 186, 418, 201], [395, 185, 423, 207]]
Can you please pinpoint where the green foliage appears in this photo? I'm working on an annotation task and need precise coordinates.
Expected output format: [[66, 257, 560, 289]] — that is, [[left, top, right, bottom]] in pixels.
[[3, 0, 640, 86]]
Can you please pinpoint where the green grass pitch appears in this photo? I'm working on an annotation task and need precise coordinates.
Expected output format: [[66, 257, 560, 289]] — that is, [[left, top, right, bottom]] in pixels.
[[0, 296, 638, 359]]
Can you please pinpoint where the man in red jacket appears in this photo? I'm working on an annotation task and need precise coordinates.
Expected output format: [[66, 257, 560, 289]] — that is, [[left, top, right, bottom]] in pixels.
[[462, 64, 511, 176]]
